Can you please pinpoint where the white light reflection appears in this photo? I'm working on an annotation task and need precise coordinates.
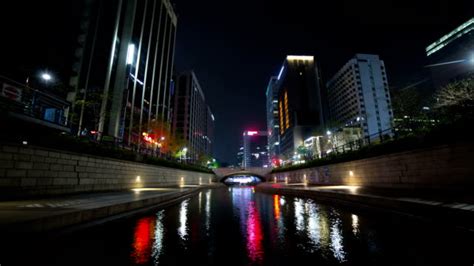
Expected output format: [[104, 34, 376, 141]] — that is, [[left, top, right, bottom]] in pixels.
[[352, 214, 359, 236], [294, 198, 304, 232], [152, 210, 164, 264], [280, 196, 286, 206], [178, 199, 189, 240], [198, 192, 202, 214], [205, 190, 211, 234], [306, 200, 321, 250], [330, 216, 346, 262]]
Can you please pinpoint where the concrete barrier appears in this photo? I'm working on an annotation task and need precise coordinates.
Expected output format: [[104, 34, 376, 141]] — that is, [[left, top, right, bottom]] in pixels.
[[0, 143, 215, 197], [269, 142, 474, 189]]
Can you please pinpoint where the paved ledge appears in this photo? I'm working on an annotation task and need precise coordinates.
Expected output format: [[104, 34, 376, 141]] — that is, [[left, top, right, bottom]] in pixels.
[[0, 183, 223, 233], [256, 183, 474, 231]]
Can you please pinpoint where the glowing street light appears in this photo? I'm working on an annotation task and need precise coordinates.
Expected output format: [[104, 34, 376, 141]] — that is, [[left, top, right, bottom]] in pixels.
[[41, 73, 52, 81], [126, 44, 136, 65]]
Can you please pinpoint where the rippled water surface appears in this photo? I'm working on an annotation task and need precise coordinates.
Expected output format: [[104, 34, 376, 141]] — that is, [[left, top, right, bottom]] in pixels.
[[3, 187, 473, 265]]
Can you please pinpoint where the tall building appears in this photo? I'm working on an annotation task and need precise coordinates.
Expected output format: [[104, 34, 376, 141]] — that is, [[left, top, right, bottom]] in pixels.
[[265, 76, 280, 161], [69, 0, 177, 143], [171, 71, 214, 162], [425, 17, 474, 88], [236, 146, 244, 168], [326, 54, 393, 140], [274, 55, 326, 160], [242, 131, 269, 168]]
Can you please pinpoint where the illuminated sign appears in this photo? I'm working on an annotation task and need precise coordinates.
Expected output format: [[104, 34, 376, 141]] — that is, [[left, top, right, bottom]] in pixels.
[[247, 131, 258, 136]]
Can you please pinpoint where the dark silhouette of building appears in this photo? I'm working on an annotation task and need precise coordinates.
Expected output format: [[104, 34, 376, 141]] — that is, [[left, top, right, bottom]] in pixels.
[[242, 131, 269, 168], [265, 76, 280, 163], [274, 55, 326, 160], [171, 71, 214, 162], [69, 0, 177, 144], [425, 17, 474, 88]]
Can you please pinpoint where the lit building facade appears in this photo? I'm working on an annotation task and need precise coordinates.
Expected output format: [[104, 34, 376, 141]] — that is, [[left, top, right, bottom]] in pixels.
[[171, 71, 214, 161], [326, 54, 393, 140], [265, 76, 280, 161], [425, 17, 474, 88], [274, 55, 326, 160], [69, 0, 177, 143], [242, 131, 269, 168]]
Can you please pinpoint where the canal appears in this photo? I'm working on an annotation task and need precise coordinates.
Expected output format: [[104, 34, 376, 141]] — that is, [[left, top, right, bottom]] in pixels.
[[3, 186, 473, 265]]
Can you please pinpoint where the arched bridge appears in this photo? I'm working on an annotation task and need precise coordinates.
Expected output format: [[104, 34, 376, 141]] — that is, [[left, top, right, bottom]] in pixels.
[[213, 167, 272, 182]]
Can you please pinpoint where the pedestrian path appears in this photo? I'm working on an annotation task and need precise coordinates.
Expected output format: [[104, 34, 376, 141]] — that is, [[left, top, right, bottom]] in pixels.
[[0, 184, 220, 233]]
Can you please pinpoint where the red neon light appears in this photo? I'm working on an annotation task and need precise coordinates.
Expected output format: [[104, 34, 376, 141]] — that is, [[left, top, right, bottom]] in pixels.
[[247, 131, 258, 136]]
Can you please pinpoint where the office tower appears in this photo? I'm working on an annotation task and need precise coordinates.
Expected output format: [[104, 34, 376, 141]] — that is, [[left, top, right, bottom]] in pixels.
[[326, 54, 393, 140], [265, 76, 280, 162], [425, 17, 474, 88], [171, 71, 214, 161], [274, 55, 326, 160], [70, 0, 177, 143], [242, 130, 269, 168]]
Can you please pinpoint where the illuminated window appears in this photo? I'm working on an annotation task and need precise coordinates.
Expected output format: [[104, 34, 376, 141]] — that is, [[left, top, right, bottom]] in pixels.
[[279, 101, 284, 135], [284, 91, 290, 130]]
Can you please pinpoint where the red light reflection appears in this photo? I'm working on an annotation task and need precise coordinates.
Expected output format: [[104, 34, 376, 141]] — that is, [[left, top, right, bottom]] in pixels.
[[131, 216, 155, 264], [247, 201, 264, 263]]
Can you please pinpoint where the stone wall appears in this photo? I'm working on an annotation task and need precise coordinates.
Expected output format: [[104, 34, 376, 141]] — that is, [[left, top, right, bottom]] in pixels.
[[0, 144, 215, 197], [270, 142, 474, 189]]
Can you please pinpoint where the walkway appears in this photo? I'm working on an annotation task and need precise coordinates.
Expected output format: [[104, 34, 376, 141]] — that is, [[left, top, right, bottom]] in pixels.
[[0, 184, 220, 233], [256, 183, 474, 230]]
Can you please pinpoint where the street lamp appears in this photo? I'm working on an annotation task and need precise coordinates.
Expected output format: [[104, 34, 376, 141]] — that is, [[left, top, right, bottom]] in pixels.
[[41, 73, 52, 81], [182, 147, 188, 163]]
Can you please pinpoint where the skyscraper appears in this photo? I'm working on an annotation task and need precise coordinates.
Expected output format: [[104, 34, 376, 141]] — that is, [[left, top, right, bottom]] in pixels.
[[171, 71, 214, 162], [425, 17, 474, 88], [274, 55, 326, 160], [326, 54, 393, 140], [265, 76, 280, 162], [242, 131, 269, 168], [70, 0, 177, 143]]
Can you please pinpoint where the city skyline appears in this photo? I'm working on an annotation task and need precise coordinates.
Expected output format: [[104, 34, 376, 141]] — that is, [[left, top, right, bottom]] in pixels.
[[1, 0, 473, 163]]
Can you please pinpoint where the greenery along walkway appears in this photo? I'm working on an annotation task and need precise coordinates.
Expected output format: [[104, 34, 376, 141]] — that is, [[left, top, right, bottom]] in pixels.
[[272, 118, 473, 173]]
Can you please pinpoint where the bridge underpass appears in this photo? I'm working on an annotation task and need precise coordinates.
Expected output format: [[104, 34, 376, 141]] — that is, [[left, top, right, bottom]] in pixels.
[[212, 167, 272, 182]]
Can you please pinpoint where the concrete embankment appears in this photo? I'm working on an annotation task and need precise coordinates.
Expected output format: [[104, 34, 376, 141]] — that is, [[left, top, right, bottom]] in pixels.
[[0, 184, 222, 233], [256, 183, 474, 231], [0, 143, 216, 197], [269, 142, 474, 190]]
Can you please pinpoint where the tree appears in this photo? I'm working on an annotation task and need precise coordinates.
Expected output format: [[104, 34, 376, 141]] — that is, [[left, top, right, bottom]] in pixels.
[[391, 87, 423, 119], [434, 75, 474, 120]]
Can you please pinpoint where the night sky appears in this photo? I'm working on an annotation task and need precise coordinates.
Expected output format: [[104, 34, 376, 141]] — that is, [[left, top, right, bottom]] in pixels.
[[1, 0, 473, 163]]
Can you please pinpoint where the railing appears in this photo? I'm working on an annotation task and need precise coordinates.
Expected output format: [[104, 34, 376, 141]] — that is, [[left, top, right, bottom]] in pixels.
[[301, 121, 437, 163], [0, 75, 70, 129]]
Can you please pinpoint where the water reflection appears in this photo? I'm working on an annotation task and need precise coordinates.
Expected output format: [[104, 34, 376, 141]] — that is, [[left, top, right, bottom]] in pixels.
[[294, 198, 305, 232], [152, 210, 165, 264], [121, 187, 474, 266], [5, 187, 470, 266], [246, 200, 264, 263], [306, 201, 321, 250], [352, 214, 360, 236], [273, 195, 280, 221], [131, 216, 155, 264], [205, 190, 211, 234], [330, 214, 346, 262], [178, 199, 189, 240]]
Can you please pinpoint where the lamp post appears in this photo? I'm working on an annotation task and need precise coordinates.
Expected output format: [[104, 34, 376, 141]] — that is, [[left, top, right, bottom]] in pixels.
[[182, 147, 188, 164]]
